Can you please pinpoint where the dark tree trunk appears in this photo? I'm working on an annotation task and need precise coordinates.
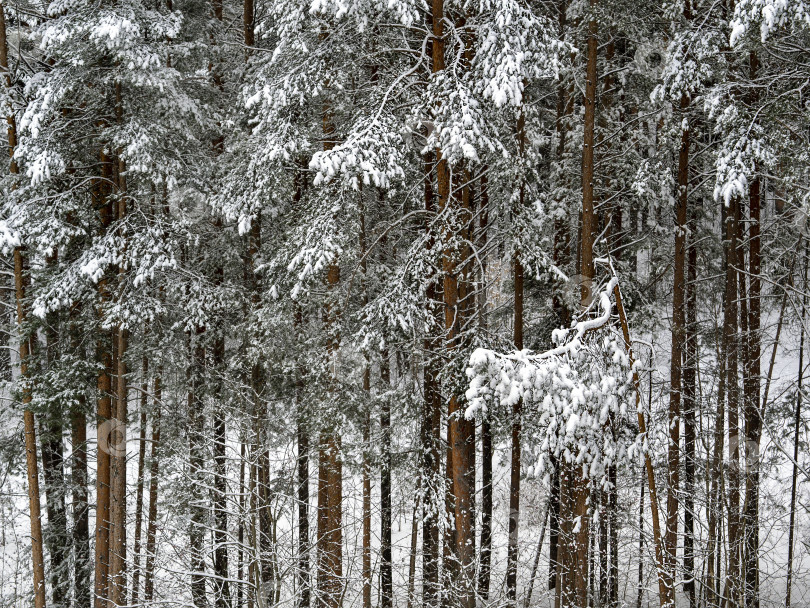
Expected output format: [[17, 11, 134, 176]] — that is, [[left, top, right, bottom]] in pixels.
[[743, 51, 762, 608], [131, 356, 149, 607], [380, 353, 393, 608], [143, 373, 162, 604], [189, 333, 209, 608]]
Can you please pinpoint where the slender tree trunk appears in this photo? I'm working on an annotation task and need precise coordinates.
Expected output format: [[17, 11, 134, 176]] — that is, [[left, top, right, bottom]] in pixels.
[[361, 376, 371, 608], [786, 246, 807, 608], [725, 194, 741, 607], [666, 88, 689, 606], [143, 373, 162, 604], [524, 499, 550, 608], [189, 333, 209, 608], [548, 461, 560, 593], [442, 429, 457, 608], [297, 348, 311, 608], [108, 83, 129, 608], [406, 487, 420, 608], [358, 204, 372, 608], [637, 466, 644, 608], [613, 284, 671, 608], [506, 102, 527, 608], [13, 244, 47, 608], [683, 210, 697, 608], [743, 51, 761, 608], [608, 462, 618, 608], [476, 173, 493, 602], [380, 353, 393, 608], [238, 439, 246, 608], [71, 360, 91, 608], [131, 357, 149, 606], [42, 312, 69, 608], [422, 147, 441, 608], [94, 147, 115, 608], [549, 3, 570, 592], [213, 336, 231, 608]]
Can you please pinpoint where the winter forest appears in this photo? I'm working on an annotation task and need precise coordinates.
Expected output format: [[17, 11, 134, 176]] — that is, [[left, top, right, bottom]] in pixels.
[[5, 0, 810, 607]]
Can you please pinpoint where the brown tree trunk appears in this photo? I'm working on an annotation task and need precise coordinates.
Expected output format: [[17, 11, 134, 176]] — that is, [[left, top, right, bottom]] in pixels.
[[725, 194, 741, 607], [2, 24, 48, 594], [94, 147, 115, 608], [666, 89, 689, 604], [14, 246, 47, 608], [143, 373, 162, 604], [431, 2, 474, 603], [562, 3, 597, 606], [131, 357, 149, 606], [316, 87, 342, 608]]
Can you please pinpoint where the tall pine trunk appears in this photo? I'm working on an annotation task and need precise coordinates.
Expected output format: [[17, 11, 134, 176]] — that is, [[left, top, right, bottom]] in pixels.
[[666, 89, 689, 604], [143, 373, 162, 604], [561, 3, 598, 606], [94, 146, 115, 608], [380, 353, 393, 608], [316, 82, 343, 608], [786, 247, 807, 608], [725, 194, 741, 606], [131, 356, 149, 606], [422, 146, 441, 608], [213, 336, 231, 608], [742, 50, 761, 608], [189, 332, 209, 608]]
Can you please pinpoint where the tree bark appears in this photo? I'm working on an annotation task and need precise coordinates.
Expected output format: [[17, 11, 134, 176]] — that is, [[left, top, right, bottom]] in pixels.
[[143, 373, 162, 604], [131, 356, 149, 606], [725, 194, 741, 607], [786, 246, 807, 608], [476, 173, 493, 601], [422, 146, 442, 608], [14, 247, 47, 608], [683, 215, 697, 608], [666, 89, 689, 606], [380, 353, 393, 608], [316, 85, 342, 608], [213, 336, 231, 608], [742, 51, 761, 608], [42, 308, 69, 608], [71, 348, 91, 608], [94, 146, 115, 608], [562, 3, 597, 606], [189, 333, 209, 608]]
